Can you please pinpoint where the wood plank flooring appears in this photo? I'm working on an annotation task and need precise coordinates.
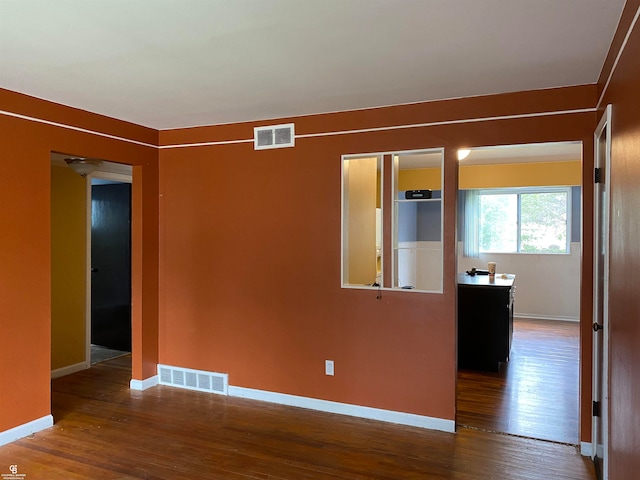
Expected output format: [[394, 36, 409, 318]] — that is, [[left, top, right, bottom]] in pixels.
[[0, 353, 594, 479], [457, 318, 580, 444]]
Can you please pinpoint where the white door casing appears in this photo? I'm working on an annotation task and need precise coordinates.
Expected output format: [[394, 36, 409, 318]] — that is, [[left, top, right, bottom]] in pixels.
[[592, 104, 611, 478]]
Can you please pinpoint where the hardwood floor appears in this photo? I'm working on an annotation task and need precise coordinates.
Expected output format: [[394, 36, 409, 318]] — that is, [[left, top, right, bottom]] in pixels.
[[457, 318, 580, 444], [0, 354, 594, 479]]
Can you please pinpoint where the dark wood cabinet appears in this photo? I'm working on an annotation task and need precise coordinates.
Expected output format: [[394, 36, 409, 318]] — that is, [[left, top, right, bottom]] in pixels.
[[457, 274, 515, 372]]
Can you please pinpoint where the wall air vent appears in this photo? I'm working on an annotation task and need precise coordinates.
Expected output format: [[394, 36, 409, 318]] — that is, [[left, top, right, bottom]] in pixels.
[[254, 123, 295, 150], [158, 364, 228, 395]]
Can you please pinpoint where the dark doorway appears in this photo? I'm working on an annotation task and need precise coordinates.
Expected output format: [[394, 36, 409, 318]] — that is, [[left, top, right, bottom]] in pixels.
[[91, 182, 132, 352]]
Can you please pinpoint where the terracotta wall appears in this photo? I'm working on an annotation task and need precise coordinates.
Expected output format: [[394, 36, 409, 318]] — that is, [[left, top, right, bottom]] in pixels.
[[0, 79, 605, 445], [158, 86, 596, 428], [0, 89, 159, 433], [597, 2, 640, 478]]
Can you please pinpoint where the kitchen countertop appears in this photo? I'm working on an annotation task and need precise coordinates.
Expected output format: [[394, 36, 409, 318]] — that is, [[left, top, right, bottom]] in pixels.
[[457, 273, 515, 288]]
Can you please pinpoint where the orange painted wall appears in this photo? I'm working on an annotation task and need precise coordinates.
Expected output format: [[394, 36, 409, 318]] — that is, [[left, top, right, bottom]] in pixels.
[[158, 86, 596, 426], [0, 89, 159, 433], [0, 81, 602, 444], [159, 138, 456, 419], [597, 2, 640, 478]]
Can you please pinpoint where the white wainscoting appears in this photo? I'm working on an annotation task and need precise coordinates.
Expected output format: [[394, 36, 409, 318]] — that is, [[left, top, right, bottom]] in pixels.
[[397, 241, 442, 291], [457, 242, 580, 321]]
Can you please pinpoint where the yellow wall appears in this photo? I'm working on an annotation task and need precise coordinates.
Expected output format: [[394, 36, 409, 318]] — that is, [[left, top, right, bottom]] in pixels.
[[344, 157, 378, 284], [399, 160, 581, 192], [459, 160, 581, 189], [51, 165, 86, 371], [399, 168, 442, 191]]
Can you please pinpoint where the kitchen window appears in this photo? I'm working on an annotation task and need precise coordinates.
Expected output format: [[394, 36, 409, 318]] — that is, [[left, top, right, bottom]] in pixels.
[[469, 187, 571, 254]]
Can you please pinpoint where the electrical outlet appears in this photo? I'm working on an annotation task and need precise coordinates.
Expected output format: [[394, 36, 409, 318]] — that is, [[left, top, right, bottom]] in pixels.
[[325, 360, 334, 376]]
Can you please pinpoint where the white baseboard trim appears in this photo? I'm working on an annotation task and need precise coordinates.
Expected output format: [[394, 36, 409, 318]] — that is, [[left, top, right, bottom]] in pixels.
[[580, 442, 593, 457], [514, 313, 580, 322], [228, 385, 455, 433], [130, 375, 159, 391], [51, 361, 88, 379], [0, 415, 54, 447]]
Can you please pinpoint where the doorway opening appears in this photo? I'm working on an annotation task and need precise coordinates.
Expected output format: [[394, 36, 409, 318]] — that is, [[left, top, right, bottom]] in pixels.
[[456, 141, 583, 445], [50, 154, 133, 379], [87, 162, 131, 365], [90, 169, 132, 364]]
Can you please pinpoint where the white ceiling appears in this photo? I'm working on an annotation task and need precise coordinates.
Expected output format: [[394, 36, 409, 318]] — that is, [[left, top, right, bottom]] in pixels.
[[0, 0, 625, 130]]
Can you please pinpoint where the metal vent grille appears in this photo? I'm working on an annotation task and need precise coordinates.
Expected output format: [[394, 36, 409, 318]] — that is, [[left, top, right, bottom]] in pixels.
[[173, 370, 184, 386], [257, 129, 274, 147], [274, 127, 292, 145], [185, 371, 197, 388], [159, 367, 172, 384], [254, 123, 295, 150], [198, 373, 211, 390], [157, 365, 228, 395]]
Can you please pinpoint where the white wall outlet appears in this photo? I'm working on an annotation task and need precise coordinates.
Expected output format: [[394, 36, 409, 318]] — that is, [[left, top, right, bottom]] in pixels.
[[325, 360, 334, 376]]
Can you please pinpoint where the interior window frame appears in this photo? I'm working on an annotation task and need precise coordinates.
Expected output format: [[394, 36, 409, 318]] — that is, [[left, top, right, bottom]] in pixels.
[[391, 148, 444, 294], [340, 153, 384, 289], [341, 148, 445, 293]]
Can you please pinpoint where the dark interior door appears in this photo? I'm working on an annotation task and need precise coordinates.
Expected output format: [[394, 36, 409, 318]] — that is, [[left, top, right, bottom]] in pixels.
[[91, 183, 132, 351]]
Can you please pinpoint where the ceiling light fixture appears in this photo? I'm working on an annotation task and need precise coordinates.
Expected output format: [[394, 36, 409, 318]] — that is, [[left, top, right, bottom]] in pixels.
[[64, 157, 102, 177], [457, 149, 471, 161]]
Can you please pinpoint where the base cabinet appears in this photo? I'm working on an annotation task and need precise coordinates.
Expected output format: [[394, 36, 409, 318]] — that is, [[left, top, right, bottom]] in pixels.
[[457, 274, 515, 372]]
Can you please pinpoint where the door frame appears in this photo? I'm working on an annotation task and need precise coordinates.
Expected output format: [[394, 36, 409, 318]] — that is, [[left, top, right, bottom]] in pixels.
[[592, 104, 611, 477], [454, 141, 584, 443], [85, 167, 133, 365]]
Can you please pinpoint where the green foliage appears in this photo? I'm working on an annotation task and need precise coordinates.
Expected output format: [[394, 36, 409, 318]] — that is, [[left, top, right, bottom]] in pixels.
[[479, 194, 517, 252], [478, 190, 568, 253]]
